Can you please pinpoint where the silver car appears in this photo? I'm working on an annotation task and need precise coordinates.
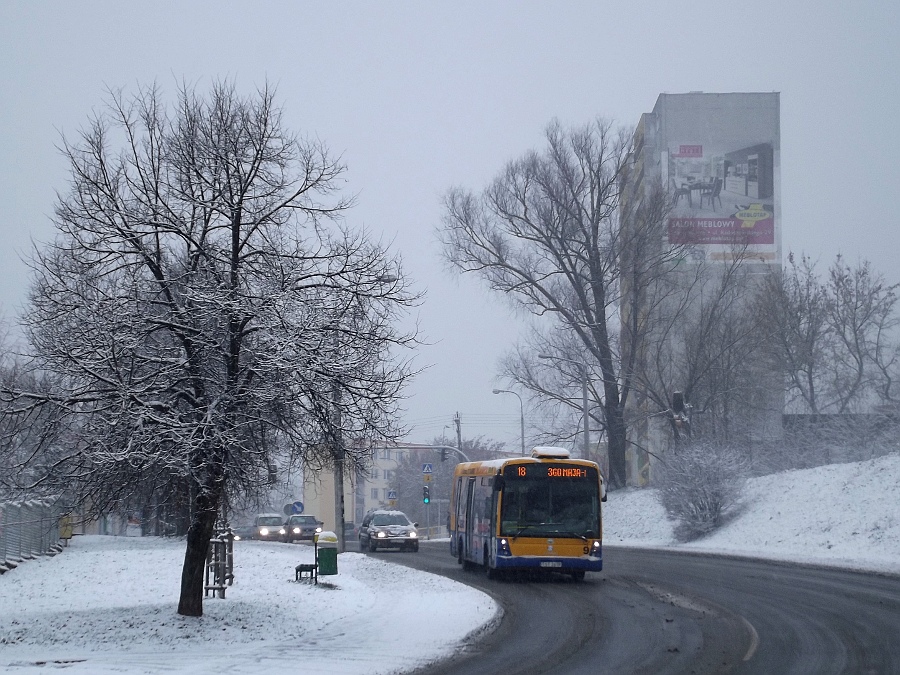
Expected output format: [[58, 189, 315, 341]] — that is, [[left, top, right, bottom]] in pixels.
[[358, 510, 419, 552], [249, 513, 287, 541]]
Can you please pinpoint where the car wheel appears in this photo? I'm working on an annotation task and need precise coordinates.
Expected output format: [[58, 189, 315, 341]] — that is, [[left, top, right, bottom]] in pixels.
[[368, 538, 378, 552], [411, 543, 419, 553]]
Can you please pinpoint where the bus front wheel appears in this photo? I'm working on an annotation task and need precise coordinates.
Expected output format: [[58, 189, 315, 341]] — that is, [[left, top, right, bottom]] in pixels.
[[484, 546, 499, 580]]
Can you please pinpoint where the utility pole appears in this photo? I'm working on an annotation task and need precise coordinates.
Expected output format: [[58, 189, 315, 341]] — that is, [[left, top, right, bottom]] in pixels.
[[332, 380, 346, 553], [454, 412, 462, 455]]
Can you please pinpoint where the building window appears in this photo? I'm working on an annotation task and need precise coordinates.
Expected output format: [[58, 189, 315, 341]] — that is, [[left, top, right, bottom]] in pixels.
[[381, 448, 391, 460], [371, 488, 379, 500], [383, 469, 393, 481]]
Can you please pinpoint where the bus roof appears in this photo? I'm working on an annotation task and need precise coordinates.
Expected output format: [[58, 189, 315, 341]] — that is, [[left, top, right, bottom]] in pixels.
[[453, 452, 600, 477]]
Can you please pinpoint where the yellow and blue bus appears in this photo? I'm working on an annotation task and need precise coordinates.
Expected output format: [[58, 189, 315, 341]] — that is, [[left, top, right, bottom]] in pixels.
[[449, 446, 603, 580]]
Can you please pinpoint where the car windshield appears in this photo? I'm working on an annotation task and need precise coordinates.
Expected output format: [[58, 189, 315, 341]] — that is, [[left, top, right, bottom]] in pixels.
[[294, 516, 316, 524], [372, 514, 410, 526], [257, 516, 283, 526]]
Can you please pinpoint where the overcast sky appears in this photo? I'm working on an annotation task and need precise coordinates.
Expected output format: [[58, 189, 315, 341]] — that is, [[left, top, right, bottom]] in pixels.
[[2, 1, 898, 452]]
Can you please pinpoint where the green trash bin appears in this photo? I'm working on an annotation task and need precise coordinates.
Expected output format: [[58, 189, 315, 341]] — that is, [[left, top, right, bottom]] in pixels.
[[315, 531, 339, 576]]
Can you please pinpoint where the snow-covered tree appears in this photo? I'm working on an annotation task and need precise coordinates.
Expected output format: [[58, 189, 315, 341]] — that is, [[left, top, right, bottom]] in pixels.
[[4, 82, 417, 616]]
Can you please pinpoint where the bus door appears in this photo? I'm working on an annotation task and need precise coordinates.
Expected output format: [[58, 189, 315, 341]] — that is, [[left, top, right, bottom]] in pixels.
[[464, 476, 476, 560]]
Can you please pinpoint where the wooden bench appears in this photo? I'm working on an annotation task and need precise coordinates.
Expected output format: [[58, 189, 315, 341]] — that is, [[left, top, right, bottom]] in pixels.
[[295, 563, 318, 584]]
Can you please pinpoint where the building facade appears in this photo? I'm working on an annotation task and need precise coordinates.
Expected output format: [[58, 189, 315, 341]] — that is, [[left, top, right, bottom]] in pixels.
[[622, 92, 783, 485], [301, 443, 428, 535]]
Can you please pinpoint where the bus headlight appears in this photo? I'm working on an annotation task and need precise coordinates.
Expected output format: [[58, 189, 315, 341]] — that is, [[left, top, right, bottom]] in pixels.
[[591, 540, 601, 551], [498, 538, 511, 555]]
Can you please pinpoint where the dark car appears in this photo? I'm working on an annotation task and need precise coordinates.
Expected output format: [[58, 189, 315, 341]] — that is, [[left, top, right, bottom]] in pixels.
[[284, 514, 323, 543], [358, 509, 419, 552]]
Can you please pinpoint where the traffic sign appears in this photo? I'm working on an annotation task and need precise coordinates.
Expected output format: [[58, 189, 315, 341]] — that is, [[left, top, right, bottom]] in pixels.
[[422, 463, 433, 474], [387, 490, 397, 500], [423, 474, 432, 482], [291, 501, 304, 514]]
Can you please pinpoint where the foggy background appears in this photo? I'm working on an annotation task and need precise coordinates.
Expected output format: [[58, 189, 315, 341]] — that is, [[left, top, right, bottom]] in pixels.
[[1, 1, 897, 451]]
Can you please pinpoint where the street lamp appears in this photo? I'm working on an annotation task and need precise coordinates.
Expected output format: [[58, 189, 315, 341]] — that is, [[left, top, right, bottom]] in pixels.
[[537, 354, 590, 460], [493, 389, 526, 456]]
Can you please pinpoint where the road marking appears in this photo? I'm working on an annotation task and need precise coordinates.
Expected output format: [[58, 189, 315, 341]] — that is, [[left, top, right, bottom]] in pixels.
[[739, 615, 759, 661], [633, 579, 760, 662]]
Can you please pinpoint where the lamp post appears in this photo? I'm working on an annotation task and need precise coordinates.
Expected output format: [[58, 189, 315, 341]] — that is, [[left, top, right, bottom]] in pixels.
[[537, 354, 590, 460], [493, 389, 526, 456]]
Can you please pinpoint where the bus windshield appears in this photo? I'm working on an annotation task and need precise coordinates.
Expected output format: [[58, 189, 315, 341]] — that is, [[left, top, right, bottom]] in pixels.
[[499, 464, 600, 539]]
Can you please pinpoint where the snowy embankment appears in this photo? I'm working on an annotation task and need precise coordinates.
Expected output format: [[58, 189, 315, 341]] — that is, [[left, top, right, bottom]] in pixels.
[[1, 453, 898, 674], [0, 536, 497, 674], [603, 452, 900, 575]]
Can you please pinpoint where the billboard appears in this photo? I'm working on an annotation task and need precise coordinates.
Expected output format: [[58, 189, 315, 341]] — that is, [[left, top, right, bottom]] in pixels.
[[658, 95, 780, 262]]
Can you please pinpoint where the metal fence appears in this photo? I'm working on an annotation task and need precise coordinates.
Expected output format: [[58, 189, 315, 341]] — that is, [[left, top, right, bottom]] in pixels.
[[0, 499, 64, 574]]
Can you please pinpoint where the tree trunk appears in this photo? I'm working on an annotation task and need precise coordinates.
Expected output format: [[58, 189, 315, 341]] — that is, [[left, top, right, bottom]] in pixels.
[[177, 492, 219, 617], [606, 407, 628, 490]]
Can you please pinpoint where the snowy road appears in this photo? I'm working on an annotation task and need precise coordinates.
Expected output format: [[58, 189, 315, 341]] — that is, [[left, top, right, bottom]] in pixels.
[[384, 541, 900, 674]]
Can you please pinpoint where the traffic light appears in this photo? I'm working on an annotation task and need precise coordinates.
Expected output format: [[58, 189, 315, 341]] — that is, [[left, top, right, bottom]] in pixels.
[[440, 448, 448, 462], [423, 485, 431, 504]]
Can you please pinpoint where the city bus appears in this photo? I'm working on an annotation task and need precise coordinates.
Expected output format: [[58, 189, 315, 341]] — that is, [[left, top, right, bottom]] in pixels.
[[449, 446, 603, 580]]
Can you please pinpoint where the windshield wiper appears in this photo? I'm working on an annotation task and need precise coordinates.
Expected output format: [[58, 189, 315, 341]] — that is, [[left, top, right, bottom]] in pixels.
[[511, 523, 546, 539]]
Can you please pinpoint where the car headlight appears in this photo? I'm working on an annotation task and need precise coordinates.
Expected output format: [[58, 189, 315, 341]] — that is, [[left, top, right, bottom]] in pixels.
[[278, 528, 286, 535], [260, 527, 269, 536], [293, 527, 301, 534], [409, 531, 417, 538], [233, 535, 241, 541], [316, 526, 322, 533], [377, 531, 386, 538]]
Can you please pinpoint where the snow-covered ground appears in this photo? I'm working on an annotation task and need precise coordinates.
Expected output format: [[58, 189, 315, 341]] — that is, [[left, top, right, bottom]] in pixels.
[[1, 453, 898, 674], [603, 451, 900, 576]]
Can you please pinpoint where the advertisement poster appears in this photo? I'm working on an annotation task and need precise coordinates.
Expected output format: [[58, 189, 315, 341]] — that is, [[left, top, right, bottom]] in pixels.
[[665, 140, 777, 261]]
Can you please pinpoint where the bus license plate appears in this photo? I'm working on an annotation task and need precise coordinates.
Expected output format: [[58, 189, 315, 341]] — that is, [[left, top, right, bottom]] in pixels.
[[540, 562, 562, 568]]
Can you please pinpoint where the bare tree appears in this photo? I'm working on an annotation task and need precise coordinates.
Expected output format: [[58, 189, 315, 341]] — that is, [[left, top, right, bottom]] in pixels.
[[439, 119, 678, 489], [826, 256, 899, 411], [4, 82, 417, 616], [757, 253, 899, 415]]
